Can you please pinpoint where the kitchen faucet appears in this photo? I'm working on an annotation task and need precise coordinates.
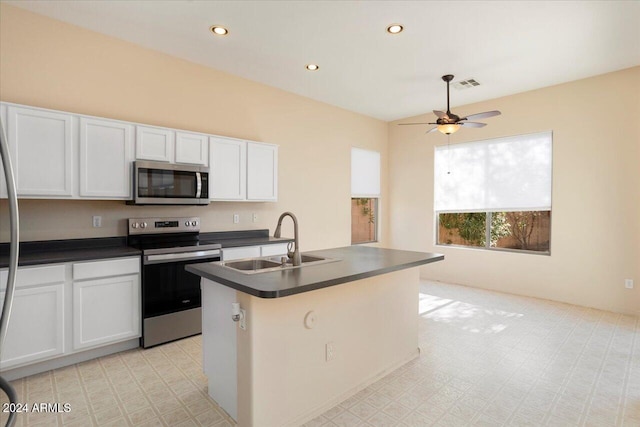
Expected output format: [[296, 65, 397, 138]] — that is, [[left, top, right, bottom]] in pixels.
[[273, 212, 302, 266]]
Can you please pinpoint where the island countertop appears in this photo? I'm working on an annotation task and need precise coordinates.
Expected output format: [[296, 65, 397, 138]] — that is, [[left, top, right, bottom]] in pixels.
[[186, 246, 444, 298]]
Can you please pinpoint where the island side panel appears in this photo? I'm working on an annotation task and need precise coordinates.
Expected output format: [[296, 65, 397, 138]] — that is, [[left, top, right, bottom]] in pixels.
[[201, 279, 239, 420], [236, 268, 420, 427]]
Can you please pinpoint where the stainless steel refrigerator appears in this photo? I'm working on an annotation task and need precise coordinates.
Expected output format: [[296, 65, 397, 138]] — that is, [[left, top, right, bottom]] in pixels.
[[0, 116, 19, 427]]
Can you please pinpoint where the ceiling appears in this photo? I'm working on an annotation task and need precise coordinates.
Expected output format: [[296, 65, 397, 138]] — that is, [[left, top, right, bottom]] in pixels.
[[5, 1, 640, 121]]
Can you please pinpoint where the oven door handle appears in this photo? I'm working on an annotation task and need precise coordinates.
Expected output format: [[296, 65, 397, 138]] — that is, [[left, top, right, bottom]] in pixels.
[[195, 172, 202, 198], [144, 249, 220, 264]]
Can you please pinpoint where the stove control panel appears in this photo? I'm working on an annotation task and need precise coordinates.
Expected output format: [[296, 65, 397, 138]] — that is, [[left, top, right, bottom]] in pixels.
[[128, 217, 200, 234]]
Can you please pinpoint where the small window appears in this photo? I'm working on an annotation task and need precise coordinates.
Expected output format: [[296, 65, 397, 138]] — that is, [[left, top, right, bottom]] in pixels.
[[351, 148, 380, 244], [352, 198, 378, 244]]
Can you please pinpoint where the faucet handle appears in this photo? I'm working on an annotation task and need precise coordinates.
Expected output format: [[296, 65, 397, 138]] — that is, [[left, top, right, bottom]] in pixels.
[[280, 256, 288, 267]]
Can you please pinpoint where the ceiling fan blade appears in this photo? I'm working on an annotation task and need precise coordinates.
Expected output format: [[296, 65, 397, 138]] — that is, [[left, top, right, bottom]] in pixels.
[[426, 127, 438, 134], [398, 122, 431, 126], [433, 110, 447, 118], [460, 122, 487, 128], [461, 110, 501, 121]]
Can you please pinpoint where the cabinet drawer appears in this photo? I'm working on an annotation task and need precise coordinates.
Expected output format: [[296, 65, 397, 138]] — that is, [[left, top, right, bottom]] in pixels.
[[221, 246, 261, 261], [73, 257, 140, 281], [260, 243, 290, 257], [0, 264, 66, 291]]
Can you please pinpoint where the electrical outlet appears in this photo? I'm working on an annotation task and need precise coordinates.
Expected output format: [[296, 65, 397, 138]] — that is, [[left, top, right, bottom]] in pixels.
[[625, 279, 634, 289], [252, 213, 258, 223], [326, 342, 335, 362], [239, 309, 246, 330], [92, 216, 102, 228], [233, 214, 240, 224]]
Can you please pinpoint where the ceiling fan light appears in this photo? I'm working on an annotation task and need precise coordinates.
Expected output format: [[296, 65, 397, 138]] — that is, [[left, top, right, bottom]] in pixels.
[[386, 24, 403, 34], [437, 124, 461, 135], [210, 26, 228, 36]]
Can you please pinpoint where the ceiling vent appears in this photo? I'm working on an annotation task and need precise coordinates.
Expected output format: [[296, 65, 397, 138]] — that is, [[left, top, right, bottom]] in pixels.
[[452, 78, 480, 90]]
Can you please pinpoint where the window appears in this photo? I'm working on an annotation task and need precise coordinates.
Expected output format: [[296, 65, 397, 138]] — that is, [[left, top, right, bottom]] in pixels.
[[434, 132, 552, 254], [351, 148, 380, 244]]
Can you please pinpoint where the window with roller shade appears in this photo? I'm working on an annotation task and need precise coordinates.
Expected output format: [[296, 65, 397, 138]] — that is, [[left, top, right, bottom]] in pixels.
[[351, 148, 380, 244], [434, 131, 552, 254]]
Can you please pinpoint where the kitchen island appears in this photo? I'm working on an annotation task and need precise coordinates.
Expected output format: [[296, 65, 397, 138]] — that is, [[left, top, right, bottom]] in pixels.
[[186, 246, 443, 427]]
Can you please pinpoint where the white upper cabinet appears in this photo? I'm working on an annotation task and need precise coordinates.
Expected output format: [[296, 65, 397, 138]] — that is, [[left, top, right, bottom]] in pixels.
[[79, 118, 134, 198], [247, 142, 278, 201], [0, 102, 278, 201], [136, 125, 174, 162], [7, 106, 73, 197], [176, 131, 209, 166], [209, 136, 247, 200]]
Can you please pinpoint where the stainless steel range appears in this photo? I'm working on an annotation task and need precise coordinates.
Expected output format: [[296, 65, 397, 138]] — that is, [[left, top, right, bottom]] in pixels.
[[128, 217, 221, 348]]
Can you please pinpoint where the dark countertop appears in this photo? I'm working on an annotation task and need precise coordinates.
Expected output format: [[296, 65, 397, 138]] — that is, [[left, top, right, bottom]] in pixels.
[[200, 230, 293, 248], [0, 237, 141, 268], [186, 246, 444, 298], [0, 230, 293, 268]]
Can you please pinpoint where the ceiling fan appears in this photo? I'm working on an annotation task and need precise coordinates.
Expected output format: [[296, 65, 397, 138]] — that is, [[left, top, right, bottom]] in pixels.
[[400, 74, 501, 135]]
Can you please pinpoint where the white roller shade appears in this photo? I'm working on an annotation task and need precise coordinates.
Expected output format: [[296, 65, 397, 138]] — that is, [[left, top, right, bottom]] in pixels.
[[351, 148, 380, 197], [434, 131, 552, 212]]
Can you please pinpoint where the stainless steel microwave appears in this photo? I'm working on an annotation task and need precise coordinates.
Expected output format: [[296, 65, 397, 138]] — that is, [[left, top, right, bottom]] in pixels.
[[129, 160, 209, 205]]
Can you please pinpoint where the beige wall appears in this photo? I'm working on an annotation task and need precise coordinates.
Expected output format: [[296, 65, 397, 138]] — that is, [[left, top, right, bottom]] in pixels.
[[389, 67, 640, 316], [0, 4, 389, 250]]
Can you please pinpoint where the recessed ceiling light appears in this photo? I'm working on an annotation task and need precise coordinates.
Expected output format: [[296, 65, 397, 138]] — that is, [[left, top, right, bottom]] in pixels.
[[306, 64, 319, 71], [386, 24, 403, 34], [210, 26, 228, 36]]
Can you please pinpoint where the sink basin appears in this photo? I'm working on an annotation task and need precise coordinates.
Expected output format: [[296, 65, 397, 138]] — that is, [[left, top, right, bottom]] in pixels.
[[218, 254, 338, 274], [222, 259, 281, 271], [268, 255, 327, 264]]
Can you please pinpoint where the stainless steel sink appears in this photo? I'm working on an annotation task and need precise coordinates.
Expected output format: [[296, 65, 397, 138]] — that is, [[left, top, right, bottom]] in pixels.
[[223, 259, 282, 271], [218, 254, 338, 274], [268, 254, 327, 265]]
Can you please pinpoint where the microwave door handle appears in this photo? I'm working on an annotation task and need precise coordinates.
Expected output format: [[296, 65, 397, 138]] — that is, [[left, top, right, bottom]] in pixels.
[[195, 172, 202, 198]]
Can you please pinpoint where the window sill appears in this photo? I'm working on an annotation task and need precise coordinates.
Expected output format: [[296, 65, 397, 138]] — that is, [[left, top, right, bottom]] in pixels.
[[435, 243, 551, 256]]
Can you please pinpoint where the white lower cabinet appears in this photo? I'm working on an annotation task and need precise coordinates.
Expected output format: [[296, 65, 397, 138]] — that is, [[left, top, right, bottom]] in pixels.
[[0, 284, 65, 369], [0, 257, 140, 371], [73, 274, 140, 350]]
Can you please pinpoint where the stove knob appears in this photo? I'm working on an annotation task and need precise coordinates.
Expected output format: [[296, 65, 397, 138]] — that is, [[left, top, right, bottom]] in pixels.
[[140, 222, 147, 229], [131, 222, 138, 229], [191, 220, 197, 226], [185, 221, 190, 227]]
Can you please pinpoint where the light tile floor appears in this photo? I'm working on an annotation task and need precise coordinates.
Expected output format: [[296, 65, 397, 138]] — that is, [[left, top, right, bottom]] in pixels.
[[2, 281, 639, 426]]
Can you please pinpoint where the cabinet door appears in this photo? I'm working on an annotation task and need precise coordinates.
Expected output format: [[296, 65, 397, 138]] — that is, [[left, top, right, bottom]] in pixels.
[[0, 284, 65, 369], [73, 274, 140, 350], [247, 142, 278, 201], [176, 131, 209, 166], [79, 118, 134, 198], [136, 125, 174, 162], [210, 136, 247, 200], [7, 106, 73, 196]]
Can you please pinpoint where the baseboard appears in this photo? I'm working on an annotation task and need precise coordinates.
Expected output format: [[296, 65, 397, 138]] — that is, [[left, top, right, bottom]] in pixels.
[[1, 339, 140, 381]]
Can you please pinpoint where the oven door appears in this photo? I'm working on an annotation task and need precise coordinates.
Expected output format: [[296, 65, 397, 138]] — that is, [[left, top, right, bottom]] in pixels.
[[142, 251, 220, 318], [132, 160, 209, 205], [141, 250, 219, 347]]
